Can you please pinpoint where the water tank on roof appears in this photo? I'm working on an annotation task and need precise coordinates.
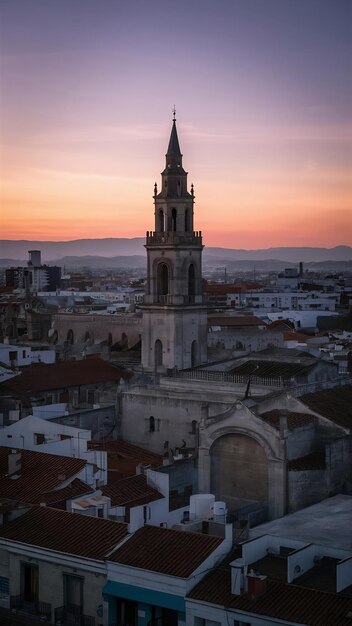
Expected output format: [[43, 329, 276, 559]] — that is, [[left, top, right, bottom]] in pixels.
[[189, 494, 215, 521], [211, 501, 227, 521]]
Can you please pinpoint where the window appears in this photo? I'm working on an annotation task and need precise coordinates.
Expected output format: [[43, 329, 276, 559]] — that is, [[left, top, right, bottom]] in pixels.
[[63, 574, 83, 614], [0, 576, 9, 604], [21, 563, 38, 603], [87, 389, 95, 404], [149, 416, 155, 433], [157, 263, 169, 296], [34, 433, 45, 445], [171, 208, 177, 231], [191, 419, 197, 434]]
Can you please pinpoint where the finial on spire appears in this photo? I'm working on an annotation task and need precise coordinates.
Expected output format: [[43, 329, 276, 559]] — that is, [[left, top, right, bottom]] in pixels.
[[154, 182, 157, 196], [172, 105, 176, 122]]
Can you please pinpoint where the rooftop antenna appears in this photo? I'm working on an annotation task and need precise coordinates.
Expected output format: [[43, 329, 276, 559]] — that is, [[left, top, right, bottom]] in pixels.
[[172, 105, 176, 121]]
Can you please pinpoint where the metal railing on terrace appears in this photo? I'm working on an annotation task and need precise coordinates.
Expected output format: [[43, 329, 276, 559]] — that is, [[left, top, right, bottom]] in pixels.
[[10, 594, 51, 622], [166, 368, 292, 388], [54, 605, 95, 626], [145, 231, 202, 245]]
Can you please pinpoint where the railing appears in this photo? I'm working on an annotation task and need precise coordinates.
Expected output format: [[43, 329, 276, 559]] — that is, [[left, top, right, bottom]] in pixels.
[[152, 294, 206, 305], [55, 605, 95, 626], [146, 230, 202, 246], [10, 594, 51, 621], [147, 618, 164, 626], [166, 368, 291, 388]]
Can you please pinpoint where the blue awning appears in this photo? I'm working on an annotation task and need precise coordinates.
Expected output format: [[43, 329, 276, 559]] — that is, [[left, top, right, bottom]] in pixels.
[[103, 580, 185, 612]]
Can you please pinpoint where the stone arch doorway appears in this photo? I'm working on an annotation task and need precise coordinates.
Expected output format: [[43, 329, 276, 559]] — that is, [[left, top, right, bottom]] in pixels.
[[210, 433, 268, 513]]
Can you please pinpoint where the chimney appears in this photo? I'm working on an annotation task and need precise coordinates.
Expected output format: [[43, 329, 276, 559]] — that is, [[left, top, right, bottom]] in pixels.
[[230, 558, 248, 595], [8, 450, 22, 476], [247, 571, 267, 599]]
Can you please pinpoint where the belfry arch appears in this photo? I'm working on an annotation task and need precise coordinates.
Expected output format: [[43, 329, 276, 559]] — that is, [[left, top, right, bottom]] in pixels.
[[157, 263, 169, 296]]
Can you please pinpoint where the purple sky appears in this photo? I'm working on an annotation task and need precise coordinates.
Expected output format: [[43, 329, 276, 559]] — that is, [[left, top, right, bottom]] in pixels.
[[1, 0, 351, 246]]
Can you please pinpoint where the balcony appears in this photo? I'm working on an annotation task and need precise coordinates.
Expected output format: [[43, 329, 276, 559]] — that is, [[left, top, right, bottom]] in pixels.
[[54, 605, 95, 626], [10, 594, 51, 622], [146, 231, 202, 246]]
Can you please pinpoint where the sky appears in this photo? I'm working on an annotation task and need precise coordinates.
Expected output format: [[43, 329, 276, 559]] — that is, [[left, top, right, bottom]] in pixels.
[[0, 0, 351, 249]]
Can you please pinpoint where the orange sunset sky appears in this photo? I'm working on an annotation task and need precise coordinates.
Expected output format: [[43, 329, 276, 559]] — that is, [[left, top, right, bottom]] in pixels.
[[0, 0, 351, 249]]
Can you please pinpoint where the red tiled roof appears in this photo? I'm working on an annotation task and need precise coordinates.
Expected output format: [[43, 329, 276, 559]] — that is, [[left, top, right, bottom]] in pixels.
[[2, 358, 132, 394], [284, 330, 310, 342], [109, 524, 223, 577], [208, 315, 266, 327], [40, 478, 94, 505], [300, 385, 352, 430], [266, 319, 294, 331], [260, 410, 316, 430], [187, 568, 352, 625], [0, 447, 86, 504], [88, 439, 163, 478], [0, 506, 128, 560], [102, 474, 163, 507], [231, 360, 314, 379]]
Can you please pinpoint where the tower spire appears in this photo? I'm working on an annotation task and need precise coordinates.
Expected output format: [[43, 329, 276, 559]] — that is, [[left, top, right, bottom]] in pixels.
[[166, 110, 181, 157]]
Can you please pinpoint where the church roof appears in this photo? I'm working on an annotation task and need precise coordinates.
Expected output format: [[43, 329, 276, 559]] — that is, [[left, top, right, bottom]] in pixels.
[[166, 119, 182, 156]]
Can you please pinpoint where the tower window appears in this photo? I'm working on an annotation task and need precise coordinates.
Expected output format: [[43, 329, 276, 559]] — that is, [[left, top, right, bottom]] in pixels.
[[171, 208, 177, 231], [188, 264, 196, 296], [158, 209, 164, 232], [157, 263, 169, 296]]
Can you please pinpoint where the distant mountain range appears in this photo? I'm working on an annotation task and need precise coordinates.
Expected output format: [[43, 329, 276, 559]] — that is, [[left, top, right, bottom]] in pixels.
[[0, 239, 351, 269]]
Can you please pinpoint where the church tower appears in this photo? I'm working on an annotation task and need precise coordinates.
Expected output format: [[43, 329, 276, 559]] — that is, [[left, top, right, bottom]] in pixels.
[[142, 112, 208, 370]]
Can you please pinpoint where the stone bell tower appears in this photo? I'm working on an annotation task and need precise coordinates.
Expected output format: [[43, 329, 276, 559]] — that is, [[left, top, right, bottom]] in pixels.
[[141, 111, 207, 371]]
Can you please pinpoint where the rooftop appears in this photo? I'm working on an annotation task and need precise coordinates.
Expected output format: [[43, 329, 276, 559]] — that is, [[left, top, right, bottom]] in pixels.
[[260, 409, 316, 430], [2, 358, 132, 394], [208, 315, 265, 327], [250, 495, 352, 551], [109, 524, 223, 577], [101, 474, 163, 507], [0, 506, 128, 560], [300, 384, 352, 430], [230, 359, 314, 379], [188, 570, 352, 626], [88, 439, 163, 479], [0, 447, 87, 504]]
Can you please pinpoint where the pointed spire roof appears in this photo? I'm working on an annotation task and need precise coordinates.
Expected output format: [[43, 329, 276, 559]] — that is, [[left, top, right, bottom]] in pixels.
[[166, 118, 182, 156]]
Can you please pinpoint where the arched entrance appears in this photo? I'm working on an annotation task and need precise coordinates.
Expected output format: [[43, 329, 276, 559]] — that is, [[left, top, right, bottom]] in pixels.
[[210, 434, 268, 513], [66, 329, 74, 345]]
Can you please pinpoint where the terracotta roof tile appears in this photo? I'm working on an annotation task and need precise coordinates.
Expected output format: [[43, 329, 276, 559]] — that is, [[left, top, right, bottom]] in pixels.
[[260, 410, 316, 430], [0, 447, 86, 504], [102, 474, 163, 507], [300, 385, 352, 430], [231, 360, 314, 379], [109, 524, 223, 577], [88, 439, 163, 477], [0, 506, 128, 560], [187, 568, 352, 625], [2, 358, 132, 394]]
